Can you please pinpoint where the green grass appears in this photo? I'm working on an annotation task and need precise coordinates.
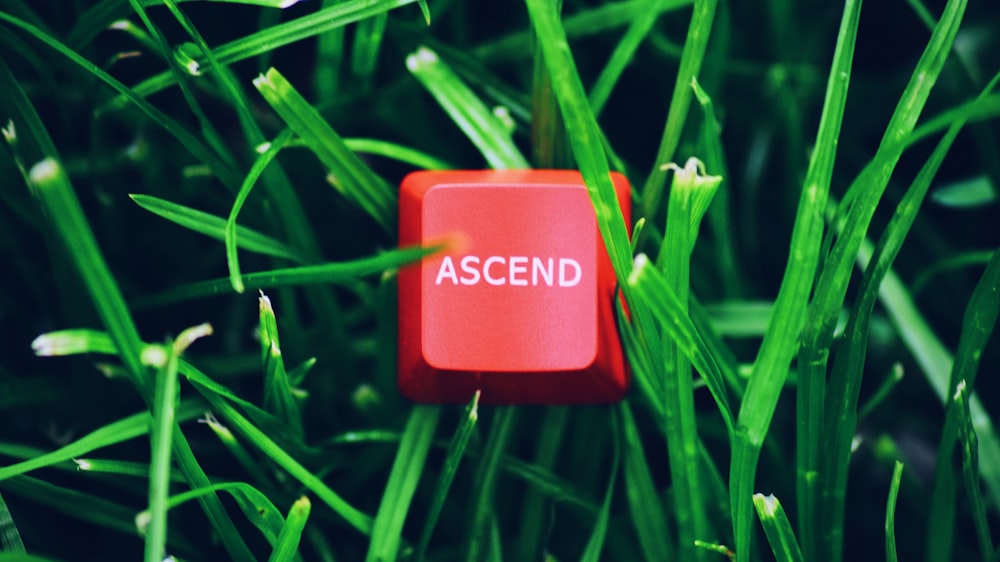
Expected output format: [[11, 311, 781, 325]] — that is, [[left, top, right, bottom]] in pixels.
[[1, 1, 999, 560]]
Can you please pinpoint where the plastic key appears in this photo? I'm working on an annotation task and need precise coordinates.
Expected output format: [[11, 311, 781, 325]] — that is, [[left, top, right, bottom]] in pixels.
[[398, 170, 630, 404]]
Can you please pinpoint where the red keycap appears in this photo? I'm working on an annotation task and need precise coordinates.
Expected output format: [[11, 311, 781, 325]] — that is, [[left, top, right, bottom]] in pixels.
[[398, 170, 630, 404]]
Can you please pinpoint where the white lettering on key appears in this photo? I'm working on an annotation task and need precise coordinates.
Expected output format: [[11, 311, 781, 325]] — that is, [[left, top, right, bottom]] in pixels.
[[460, 256, 481, 285], [559, 258, 581, 287], [434, 256, 584, 287], [483, 256, 506, 285], [509, 256, 528, 286], [435, 256, 459, 285], [533, 257, 553, 286]]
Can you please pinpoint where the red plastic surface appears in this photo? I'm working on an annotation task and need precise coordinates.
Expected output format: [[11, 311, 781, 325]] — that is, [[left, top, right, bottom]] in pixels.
[[398, 170, 630, 404]]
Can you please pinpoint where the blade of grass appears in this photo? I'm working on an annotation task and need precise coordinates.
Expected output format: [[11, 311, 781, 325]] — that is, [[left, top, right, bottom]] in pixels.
[[421, 39, 533, 124], [2, 475, 139, 538], [74, 459, 184, 482], [254, 67, 395, 230], [259, 293, 304, 437], [414, 392, 480, 562], [625, 256, 735, 431], [691, 76, 740, 298], [225, 128, 298, 293], [143, 341, 181, 562], [27, 158, 146, 384], [580, 408, 621, 562], [466, 407, 516, 562], [128, 193, 308, 265], [269, 496, 310, 562], [955, 382, 995, 561], [407, 45, 529, 169], [157, 0, 340, 315], [351, 12, 388, 89], [619, 401, 672, 561], [33, 316, 253, 560], [656, 157, 723, 562], [343, 138, 454, 170], [22, 155, 253, 559], [500, 457, 599, 516], [0, 555, 56, 562], [523, 0, 632, 280], [137, 480, 288, 549], [885, 461, 904, 562], [753, 494, 804, 562], [857, 363, 905, 420], [134, 243, 437, 307], [514, 406, 568, 561], [589, 0, 673, 118], [720, 0, 859, 559], [0, 398, 205, 481], [524, 0, 668, 417], [926, 246, 1000, 560], [640, 0, 719, 218], [105, 0, 421, 110], [0, 491, 24, 553], [366, 405, 441, 562], [200, 412, 278, 489], [531, 36, 571, 170], [314, 0, 345, 100]]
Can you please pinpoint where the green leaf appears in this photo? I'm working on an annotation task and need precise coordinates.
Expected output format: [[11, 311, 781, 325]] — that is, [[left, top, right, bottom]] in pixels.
[[0, 491, 24, 553], [343, 138, 454, 170], [254, 67, 395, 230], [415, 392, 480, 562], [654, 156, 722, 562], [351, 12, 388, 87], [930, 175, 997, 208], [27, 158, 146, 385], [589, 0, 676, 118], [580, 409, 621, 562], [885, 462, 904, 562], [226, 127, 299, 293], [2, 475, 138, 538], [466, 407, 516, 561], [366, 405, 441, 562], [0, 399, 205, 482], [954, 382, 995, 560], [128, 193, 308, 265], [626, 255, 734, 432], [406, 46, 529, 169], [476, 0, 693, 62], [259, 292, 304, 437], [524, 0, 632, 281], [619, 402, 672, 561], [135, 244, 437, 307], [640, 0, 719, 218], [144, 341, 181, 562], [752, 494, 804, 562], [137, 481, 288, 550], [269, 496, 311, 562]]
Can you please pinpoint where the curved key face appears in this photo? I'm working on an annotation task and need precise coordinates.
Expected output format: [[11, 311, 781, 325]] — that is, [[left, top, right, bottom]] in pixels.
[[398, 170, 630, 404]]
